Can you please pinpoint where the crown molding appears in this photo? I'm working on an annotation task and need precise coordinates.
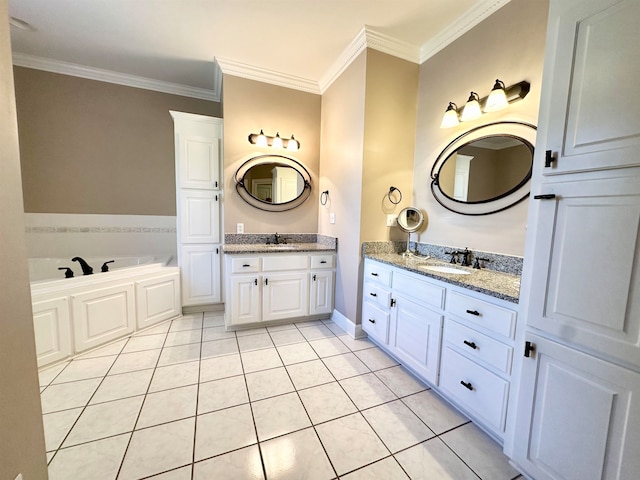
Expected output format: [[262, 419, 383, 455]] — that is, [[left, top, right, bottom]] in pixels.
[[420, 0, 513, 63], [215, 57, 321, 95], [12, 53, 221, 102], [318, 26, 420, 94]]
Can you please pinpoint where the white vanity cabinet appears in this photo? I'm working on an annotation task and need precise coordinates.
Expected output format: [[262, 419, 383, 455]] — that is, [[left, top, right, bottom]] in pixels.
[[362, 258, 517, 441], [439, 290, 516, 439], [225, 252, 335, 328]]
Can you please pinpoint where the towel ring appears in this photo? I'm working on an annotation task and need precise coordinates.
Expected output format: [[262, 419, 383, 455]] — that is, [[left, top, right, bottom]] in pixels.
[[320, 190, 329, 206], [388, 186, 402, 205]]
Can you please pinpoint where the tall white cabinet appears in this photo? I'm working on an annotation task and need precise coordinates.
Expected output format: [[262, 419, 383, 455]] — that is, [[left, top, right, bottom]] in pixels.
[[509, 1, 640, 478], [171, 111, 223, 307]]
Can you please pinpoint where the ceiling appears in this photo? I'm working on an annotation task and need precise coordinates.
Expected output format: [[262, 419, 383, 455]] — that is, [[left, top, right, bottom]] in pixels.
[[8, 0, 511, 99]]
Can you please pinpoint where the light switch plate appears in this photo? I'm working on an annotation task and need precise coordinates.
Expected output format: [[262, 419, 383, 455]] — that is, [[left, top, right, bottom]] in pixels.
[[236, 223, 244, 234], [386, 214, 397, 227], [329, 212, 336, 224]]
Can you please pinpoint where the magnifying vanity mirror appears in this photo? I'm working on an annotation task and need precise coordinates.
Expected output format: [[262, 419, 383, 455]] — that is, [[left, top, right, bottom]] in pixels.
[[235, 154, 312, 212], [396, 207, 424, 256], [431, 121, 536, 215]]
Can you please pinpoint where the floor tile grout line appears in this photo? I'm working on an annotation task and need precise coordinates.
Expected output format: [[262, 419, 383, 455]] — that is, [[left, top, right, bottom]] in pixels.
[[114, 315, 177, 480], [190, 312, 207, 480]]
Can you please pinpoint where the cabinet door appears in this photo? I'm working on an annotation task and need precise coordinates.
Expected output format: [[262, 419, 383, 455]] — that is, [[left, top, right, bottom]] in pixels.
[[180, 245, 221, 306], [262, 272, 309, 322], [176, 133, 221, 190], [229, 275, 260, 325], [32, 297, 72, 367], [72, 284, 135, 353], [179, 190, 220, 244], [390, 295, 443, 385], [540, 0, 640, 175], [310, 270, 334, 315], [527, 174, 640, 366], [362, 301, 390, 345], [136, 272, 181, 329], [512, 333, 640, 480]]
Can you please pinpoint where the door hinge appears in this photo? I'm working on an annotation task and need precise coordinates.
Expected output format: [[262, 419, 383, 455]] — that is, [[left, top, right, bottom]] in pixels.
[[524, 341, 536, 358]]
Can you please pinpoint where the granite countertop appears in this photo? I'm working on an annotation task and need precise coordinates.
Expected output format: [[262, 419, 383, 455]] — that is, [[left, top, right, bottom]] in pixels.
[[364, 253, 520, 304], [222, 243, 337, 254]]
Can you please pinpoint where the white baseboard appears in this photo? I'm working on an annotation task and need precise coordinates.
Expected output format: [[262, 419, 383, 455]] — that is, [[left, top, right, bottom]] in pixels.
[[330, 309, 365, 339]]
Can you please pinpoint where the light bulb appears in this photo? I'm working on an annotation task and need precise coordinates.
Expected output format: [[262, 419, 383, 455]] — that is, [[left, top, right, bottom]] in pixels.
[[256, 129, 268, 147], [272, 132, 283, 149], [287, 134, 299, 151], [440, 102, 460, 128], [484, 79, 508, 112], [460, 92, 482, 122]]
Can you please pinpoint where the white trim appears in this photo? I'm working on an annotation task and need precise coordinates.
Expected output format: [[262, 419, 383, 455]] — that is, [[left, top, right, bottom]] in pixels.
[[12, 53, 222, 102], [330, 309, 362, 339], [215, 58, 321, 95], [419, 0, 513, 63], [318, 28, 368, 94]]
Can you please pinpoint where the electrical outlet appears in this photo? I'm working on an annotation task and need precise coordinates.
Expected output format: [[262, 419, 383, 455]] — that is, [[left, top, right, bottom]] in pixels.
[[236, 223, 244, 234], [329, 212, 336, 224], [386, 214, 398, 227]]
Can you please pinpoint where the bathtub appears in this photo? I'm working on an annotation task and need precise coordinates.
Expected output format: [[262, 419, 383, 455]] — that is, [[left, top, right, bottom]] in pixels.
[[30, 255, 181, 367]]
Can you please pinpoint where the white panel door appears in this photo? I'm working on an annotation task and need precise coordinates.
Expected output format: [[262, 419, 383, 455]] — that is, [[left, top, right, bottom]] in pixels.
[[527, 174, 640, 366], [136, 272, 181, 329], [177, 134, 221, 190], [229, 275, 260, 325], [72, 284, 135, 353], [309, 270, 334, 315], [32, 297, 72, 367], [180, 245, 221, 306], [513, 333, 640, 480], [179, 190, 220, 244], [390, 294, 443, 385], [262, 272, 309, 322], [542, 0, 640, 175]]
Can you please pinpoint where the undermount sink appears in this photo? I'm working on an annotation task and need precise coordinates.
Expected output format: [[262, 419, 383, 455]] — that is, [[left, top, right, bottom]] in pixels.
[[421, 265, 471, 275], [264, 244, 298, 250]]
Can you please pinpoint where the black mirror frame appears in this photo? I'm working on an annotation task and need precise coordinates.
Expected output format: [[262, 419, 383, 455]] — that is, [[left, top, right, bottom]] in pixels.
[[430, 121, 537, 216], [235, 154, 312, 212]]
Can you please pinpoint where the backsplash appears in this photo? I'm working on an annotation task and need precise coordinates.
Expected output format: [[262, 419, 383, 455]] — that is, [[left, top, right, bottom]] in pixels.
[[225, 233, 338, 250], [362, 241, 523, 276]]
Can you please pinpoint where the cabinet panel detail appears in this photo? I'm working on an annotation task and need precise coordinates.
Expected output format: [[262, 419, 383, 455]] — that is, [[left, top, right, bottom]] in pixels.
[[362, 301, 390, 345], [178, 135, 220, 189], [32, 297, 72, 367], [448, 291, 516, 339], [136, 273, 181, 329], [393, 272, 445, 310], [445, 319, 513, 374]]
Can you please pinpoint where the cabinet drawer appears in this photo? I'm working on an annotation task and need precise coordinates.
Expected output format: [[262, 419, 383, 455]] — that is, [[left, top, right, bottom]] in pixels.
[[393, 272, 445, 310], [230, 257, 260, 273], [448, 291, 516, 339], [444, 319, 513, 374], [364, 261, 392, 287], [363, 281, 392, 309], [310, 254, 335, 269], [440, 346, 509, 433], [362, 301, 390, 344], [262, 254, 309, 271]]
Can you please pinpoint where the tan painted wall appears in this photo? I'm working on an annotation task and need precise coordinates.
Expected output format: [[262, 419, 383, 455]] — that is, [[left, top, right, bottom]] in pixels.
[[413, 0, 549, 256], [361, 50, 419, 243], [318, 52, 367, 323], [0, 2, 49, 478], [14, 66, 221, 215], [222, 75, 321, 234]]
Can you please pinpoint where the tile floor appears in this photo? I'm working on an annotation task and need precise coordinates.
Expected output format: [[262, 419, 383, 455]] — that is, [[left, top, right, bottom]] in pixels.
[[39, 312, 522, 479]]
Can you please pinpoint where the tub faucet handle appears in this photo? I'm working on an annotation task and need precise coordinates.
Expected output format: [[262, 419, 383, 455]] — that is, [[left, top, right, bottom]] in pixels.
[[101, 260, 115, 272], [58, 267, 74, 278]]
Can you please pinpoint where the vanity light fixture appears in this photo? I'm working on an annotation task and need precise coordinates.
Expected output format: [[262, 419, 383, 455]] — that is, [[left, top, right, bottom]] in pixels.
[[248, 130, 301, 150], [460, 92, 482, 122], [440, 79, 531, 128], [440, 102, 460, 128]]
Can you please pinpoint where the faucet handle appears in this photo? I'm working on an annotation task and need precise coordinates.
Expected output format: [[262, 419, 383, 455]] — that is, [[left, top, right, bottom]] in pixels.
[[445, 251, 458, 264]]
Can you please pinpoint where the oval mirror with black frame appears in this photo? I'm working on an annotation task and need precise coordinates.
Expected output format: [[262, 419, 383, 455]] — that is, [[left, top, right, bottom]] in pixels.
[[431, 121, 536, 215], [235, 154, 312, 212]]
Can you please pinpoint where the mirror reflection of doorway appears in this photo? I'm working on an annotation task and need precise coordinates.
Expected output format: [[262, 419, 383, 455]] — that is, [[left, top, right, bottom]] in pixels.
[[453, 154, 473, 202], [252, 179, 273, 202]]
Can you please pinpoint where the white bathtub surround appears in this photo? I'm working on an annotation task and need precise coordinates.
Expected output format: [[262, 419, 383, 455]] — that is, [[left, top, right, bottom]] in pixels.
[[24, 213, 177, 259], [40, 313, 520, 479], [31, 261, 181, 367]]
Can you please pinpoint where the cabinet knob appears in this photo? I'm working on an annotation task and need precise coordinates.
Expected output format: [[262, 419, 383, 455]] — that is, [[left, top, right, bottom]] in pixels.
[[460, 380, 474, 391], [368, 318, 376, 324], [466, 309, 480, 316], [254, 278, 258, 286], [371, 272, 379, 277], [265, 278, 268, 286], [312, 274, 316, 281], [320, 260, 327, 264], [242, 264, 250, 267], [369, 292, 377, 297], [463, 340, 477, 350]]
